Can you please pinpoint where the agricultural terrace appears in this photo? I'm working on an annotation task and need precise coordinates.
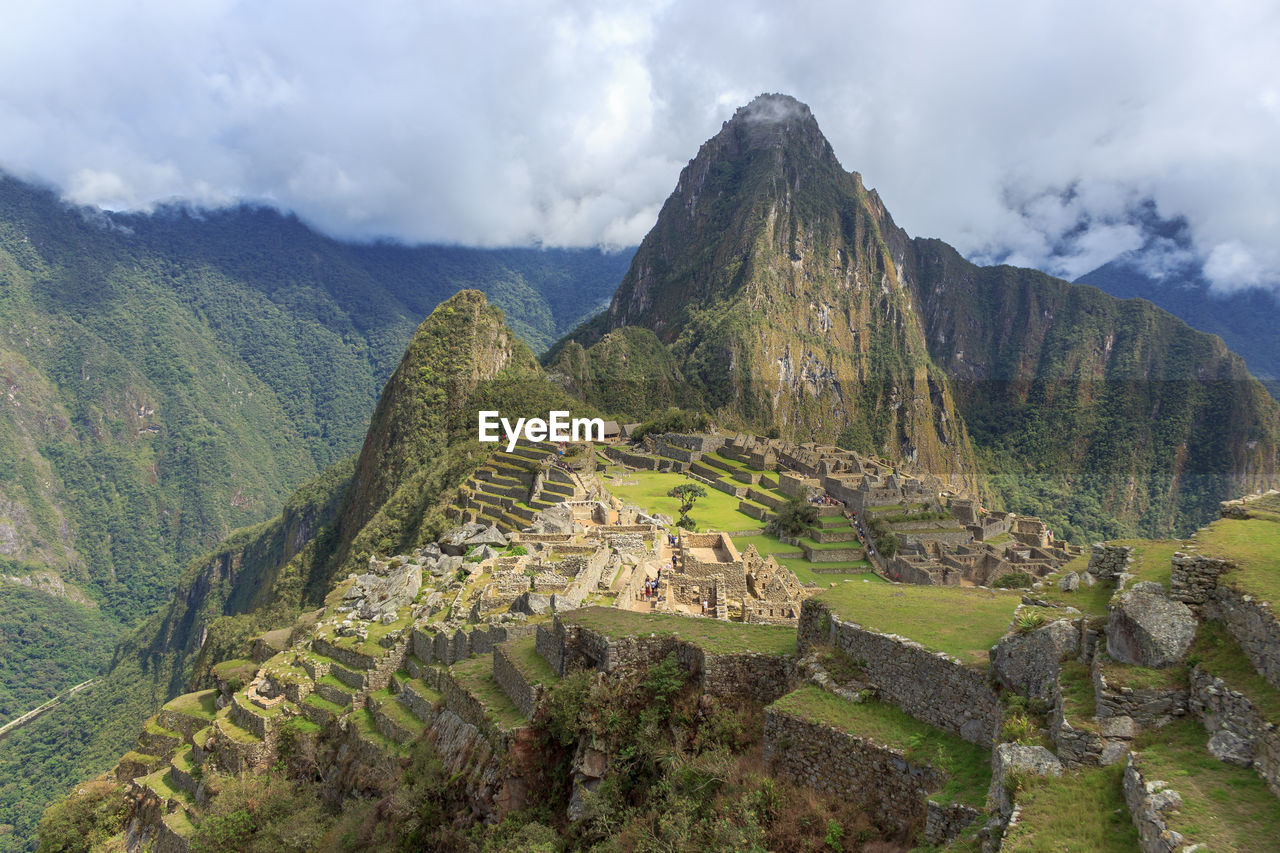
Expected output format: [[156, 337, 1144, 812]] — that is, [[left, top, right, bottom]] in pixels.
[[1191, 512, 1280, 604], [812, 582, 1021, 666], [769, 686, 991, 808]]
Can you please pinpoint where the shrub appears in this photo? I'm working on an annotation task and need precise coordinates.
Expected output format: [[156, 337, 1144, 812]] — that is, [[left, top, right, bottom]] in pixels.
[[993, 571, 1033, 589], [775, 495, 819, 537], [1014, 609, 1045, 634]]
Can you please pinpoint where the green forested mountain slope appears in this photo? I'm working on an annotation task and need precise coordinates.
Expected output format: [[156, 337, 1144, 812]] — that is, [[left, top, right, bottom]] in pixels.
[[0, 172, 629, 629], [0, 292, 591, 851], [907, 239, 1280, 540]]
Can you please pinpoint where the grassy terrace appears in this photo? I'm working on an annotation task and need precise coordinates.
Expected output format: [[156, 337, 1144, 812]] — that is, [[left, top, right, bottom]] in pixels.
[[163, 689, 217, 720], [731, 532, 874, 585], [1058, 660, 1098, 730], [304, 693, 346, 714], [1135, 719, 1280, 851], [1036, 550, 1112, 615], [561, 606, 796, 657], [1037, 538, 1183, 616], [370, 688, 425, 736], [603, 469, 764, 531], [769, 686, 990, 808], [210, 658, 258, 687], [450, 655, 526, 729], [351, 708, 405, 755], [1193, 514, 1280, 603], [214, 708, 261, 744], [811, 582, 1020, 666], [1192, 620, 1280, 723], [1000, 764, 1139, 852], [502, 635, 560, 686]]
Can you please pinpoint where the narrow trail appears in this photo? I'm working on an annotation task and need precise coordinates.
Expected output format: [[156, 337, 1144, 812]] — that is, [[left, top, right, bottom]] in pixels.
[[0, 677, 101, 741]]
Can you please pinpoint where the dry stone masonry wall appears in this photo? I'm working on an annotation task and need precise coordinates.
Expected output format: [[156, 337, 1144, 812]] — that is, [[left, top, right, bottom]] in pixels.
[[763, 706, 979, 847], [797, 599, 1002, 746]]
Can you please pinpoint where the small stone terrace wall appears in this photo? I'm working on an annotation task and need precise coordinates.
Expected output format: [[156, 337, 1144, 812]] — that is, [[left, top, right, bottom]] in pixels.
[[763, 707, 978, 847], [798, 599, 1002, 746]]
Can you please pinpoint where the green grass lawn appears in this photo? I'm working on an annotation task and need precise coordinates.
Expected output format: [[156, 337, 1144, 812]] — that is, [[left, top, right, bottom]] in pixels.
[[732, 534, 804, 558], [769, 686, 991, 807], [1191, 621, 1280, 723], [1135, 718, 1280, 851], [604, 469, 764, 531], [1118, 538, 1185, 588], [561, 606, 796, 656], [1000, 763, 1139, 852], [812, 583, 1021, 666], [1193, 515, 1280, 603]]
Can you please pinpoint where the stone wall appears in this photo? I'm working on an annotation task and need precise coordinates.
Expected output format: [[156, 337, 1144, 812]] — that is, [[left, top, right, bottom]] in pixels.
[[604, 445, 660, 470], [1189, 666, 1280, 795], [1123, 753, 1195, 852], [1169, 552, 1233, 611], [1207, 583, 1280, 692], [1092, 655, 1189, 728], [1088, 544, 1133, 582], [763, 707, 977, 846], [412, 623, 536, 668], [537, 617, 794, 703], [493, 643, 543, 719], [798, 599, 1002, 745]]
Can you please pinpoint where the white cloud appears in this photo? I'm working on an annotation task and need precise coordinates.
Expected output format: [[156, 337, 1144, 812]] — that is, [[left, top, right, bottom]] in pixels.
[[0, 0, 1277, 293]]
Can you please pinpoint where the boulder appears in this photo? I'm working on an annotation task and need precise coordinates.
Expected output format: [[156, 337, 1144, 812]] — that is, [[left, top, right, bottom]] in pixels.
[[464, 524, 509, 548], [440, 522, 487, 555], [1081, 571, 1097, 587], [530, 503, 575, 534], [473, 544, 502, 563], [1207, 729, 1254, 767], [1106, 586, 1197, 668], [510, 591, 553, 616], [990, 618, 1079, 705], [987, 743, 1063, 821], [1058, 571, 1080, 592], [348, 558, 422, 621]]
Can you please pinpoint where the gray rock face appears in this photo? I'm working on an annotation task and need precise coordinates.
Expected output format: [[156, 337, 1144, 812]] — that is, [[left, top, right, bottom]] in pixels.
[[530, 503, 575, 534], [440, 522, 487, 555], [464, 524, 509, 548], [345, 556, 422, 621], [511, 591, 552, 616], [1107, 586, 1197, 668], [990, 619, 1079, 705], [1059, 571, 1080, 592], [1207, 729, 1254, 766], [988, 743, 1063, 821]]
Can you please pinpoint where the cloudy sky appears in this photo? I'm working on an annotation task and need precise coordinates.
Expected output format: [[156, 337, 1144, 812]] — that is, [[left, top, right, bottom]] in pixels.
[[2, 0, 1278, 293]]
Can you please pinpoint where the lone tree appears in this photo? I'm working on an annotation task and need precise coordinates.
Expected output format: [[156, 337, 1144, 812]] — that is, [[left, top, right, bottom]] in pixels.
[[774, 494, 818, 537], [667, 483, 707, 530]]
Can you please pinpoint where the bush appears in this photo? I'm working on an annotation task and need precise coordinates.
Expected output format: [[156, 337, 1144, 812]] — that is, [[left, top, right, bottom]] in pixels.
[[774, 495, 818, 537], [37, 781, 127, 853], [993, 570, 1033, 589]]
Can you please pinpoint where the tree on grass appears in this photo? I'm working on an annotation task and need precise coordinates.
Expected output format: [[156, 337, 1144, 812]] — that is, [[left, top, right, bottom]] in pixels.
[[774, 494, 818, 537], [667, 483, 707, 530]]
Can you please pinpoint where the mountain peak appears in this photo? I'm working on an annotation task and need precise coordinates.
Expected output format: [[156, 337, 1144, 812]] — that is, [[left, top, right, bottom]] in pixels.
[[731, 92, 815, 126]]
